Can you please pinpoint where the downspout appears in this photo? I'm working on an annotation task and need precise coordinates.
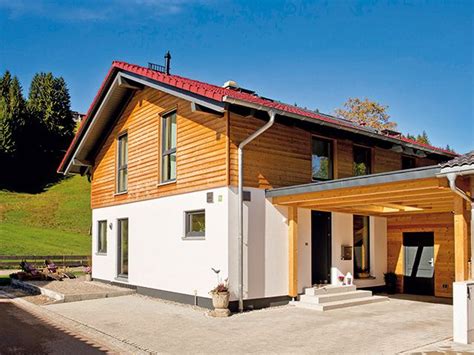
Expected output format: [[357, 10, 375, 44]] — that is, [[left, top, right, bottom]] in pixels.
[[446, 173, 473, 203], [237, 110, 276, 312]]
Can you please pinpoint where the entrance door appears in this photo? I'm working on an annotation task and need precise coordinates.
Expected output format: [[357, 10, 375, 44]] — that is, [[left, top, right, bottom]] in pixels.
[[117, 218, 129, 278], [403, 232, 434, 295], [311, 211, 332, 285]]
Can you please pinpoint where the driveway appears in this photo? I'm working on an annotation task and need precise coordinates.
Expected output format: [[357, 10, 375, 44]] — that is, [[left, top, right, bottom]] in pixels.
[[0, 292, 105, 354], [40, 294, 464, 354]]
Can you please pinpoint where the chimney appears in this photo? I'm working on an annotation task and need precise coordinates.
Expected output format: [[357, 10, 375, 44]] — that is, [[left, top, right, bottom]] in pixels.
[[164, 51, 171, 75]]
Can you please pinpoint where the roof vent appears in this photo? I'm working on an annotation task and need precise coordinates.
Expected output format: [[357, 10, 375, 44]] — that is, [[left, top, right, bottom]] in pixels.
[[223, 80, 239, 90]]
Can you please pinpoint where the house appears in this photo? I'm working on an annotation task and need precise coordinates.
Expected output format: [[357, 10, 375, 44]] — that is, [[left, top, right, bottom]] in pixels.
[[59, 58, 472, 311]]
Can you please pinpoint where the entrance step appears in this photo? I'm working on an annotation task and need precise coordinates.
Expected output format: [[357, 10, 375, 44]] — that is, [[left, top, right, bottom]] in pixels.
[[293, 285, 388, 311], [294, 295, 388, 311], [304, 285, 356, 296], [299, 290, 373, 304]]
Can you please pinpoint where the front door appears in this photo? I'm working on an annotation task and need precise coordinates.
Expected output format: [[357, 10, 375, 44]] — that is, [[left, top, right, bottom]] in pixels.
[[311, 211, 332, 285], [403, 232, 434, 295]]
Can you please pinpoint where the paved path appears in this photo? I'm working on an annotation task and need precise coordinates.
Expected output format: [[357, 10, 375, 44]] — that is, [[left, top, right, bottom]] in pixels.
[[0, 292, 105, 354], [42, 294, 472, 354]]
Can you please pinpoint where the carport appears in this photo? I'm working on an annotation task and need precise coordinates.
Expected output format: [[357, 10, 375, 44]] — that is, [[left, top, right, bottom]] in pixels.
[[266, 165, 472, 298]]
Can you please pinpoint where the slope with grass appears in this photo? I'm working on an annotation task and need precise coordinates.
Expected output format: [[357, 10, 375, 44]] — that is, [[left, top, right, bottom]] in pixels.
[[0, 176, 91, 255]]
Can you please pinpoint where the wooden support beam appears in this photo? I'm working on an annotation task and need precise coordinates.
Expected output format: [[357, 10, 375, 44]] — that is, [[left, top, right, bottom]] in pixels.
[[454, 195, 469, 281], [288, 206, 298, 297]]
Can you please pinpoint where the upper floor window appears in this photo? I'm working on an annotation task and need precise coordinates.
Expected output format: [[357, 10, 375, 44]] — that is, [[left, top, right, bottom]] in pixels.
[[402, 155, 416, 170], [312, 137, 333, 181], [161, 111, 177, 183], [353, 145, 371, 176], [117, 133, 128, 193]]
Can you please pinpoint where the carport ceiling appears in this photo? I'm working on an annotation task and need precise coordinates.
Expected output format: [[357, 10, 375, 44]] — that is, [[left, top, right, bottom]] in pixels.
[[268, 175, 458, 216]]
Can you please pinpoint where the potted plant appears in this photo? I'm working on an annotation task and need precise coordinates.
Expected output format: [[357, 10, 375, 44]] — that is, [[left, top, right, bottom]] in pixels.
[[84, 266, 92, 281], [384, 272, 397, 294], [209, 268, 230, 317]]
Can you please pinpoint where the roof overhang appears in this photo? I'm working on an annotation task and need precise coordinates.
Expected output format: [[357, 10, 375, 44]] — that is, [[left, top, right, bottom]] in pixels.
[[267, 166, 459, 216], [223, 96, 456, 158], [59, 70, 225, 175]]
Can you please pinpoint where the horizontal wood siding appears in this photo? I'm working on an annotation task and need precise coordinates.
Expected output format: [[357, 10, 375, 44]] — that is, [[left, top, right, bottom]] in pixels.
[[374, 147, 401, 173], [229, 112, 312, 189], [91, 88, 227, 208], [387, 212, 455, 297], [336, 139, 353, 178]]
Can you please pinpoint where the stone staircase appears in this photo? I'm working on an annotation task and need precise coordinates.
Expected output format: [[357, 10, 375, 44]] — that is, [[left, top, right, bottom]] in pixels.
[[292, 285, 388, 311]]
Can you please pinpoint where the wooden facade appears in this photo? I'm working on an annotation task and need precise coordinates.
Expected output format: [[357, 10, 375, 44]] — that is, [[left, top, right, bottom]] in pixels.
[[91, 87, 450, 209], [387, 212, 455, 297], [91, 88, 228, 209]]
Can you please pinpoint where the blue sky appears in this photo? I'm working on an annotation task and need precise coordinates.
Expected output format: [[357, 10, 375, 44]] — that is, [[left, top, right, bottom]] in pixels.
[[0, 0, 472, 152]]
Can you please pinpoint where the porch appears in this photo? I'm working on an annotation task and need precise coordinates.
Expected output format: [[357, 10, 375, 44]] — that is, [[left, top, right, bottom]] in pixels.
[[266, 166, 472, 298]]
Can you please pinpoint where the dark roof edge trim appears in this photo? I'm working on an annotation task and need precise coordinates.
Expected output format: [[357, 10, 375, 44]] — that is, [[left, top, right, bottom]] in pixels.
[[223, 96, 456, 158], [265, 165, 442, 198]]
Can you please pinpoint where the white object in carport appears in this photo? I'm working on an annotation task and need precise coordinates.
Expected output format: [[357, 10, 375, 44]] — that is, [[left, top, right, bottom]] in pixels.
[[453, 281, 474, 344]]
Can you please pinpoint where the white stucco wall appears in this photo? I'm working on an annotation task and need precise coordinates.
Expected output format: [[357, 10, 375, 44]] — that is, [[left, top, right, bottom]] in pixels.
[[227, 187, 289, 300], [91, 187, 229, 298]]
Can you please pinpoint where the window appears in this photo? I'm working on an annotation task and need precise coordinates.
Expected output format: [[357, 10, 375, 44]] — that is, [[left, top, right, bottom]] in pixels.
[[353, 145, 371, 176], [117, 133, 128, 193], [353, 215, 370, 278], [184, 210, 205, 238], [161, 111, 177, 182], [117, 218, 129, 277], [402, 155, 416, 170], [312, 137, 333, 180], [97, 220, 107, 254]]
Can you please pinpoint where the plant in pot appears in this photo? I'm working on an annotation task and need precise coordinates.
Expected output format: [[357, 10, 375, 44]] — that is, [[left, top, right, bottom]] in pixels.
[[84, 266, 92, 281], [209, 268, 230, 317], [384, 272, 397, 294]]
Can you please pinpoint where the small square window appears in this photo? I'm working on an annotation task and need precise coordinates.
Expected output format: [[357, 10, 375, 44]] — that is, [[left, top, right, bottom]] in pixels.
[[184, 210, 205, 238], [97, 220, 107, 254]]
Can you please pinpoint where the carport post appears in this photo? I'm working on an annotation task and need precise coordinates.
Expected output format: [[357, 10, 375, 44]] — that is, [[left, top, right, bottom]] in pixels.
[[454, 195, 469, 281], [288, 206, 298, 298]]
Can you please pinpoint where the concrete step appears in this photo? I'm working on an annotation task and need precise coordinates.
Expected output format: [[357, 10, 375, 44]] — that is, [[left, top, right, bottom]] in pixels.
[[304, 285, 356, 296], [299, 290, 373, 304], [294, 295, 388, 311]]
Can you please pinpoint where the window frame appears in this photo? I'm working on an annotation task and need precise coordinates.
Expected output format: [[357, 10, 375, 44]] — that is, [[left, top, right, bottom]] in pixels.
[[117, 218, 129, 279], [353, 215, 371, 279], [311, 135, 335, 181], [352, 144, 372, 176], [116, 132, 128, 194], [160, 110, 177, 184], [97, 220, 107, 255], [183, 209, 206, 239]]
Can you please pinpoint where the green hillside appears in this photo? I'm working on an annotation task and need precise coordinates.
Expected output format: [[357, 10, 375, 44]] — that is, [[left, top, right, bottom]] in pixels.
[[0, 176, 91, 255]]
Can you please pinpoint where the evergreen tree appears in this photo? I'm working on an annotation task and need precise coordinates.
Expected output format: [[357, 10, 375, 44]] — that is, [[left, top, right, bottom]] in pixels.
[[416, 130, 431, 145], [27, 73, 74, 149], [0, 72, 26, 154]]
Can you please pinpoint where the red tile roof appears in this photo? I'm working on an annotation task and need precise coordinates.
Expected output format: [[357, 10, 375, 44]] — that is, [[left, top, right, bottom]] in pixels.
[[58, 61, 456, 173]]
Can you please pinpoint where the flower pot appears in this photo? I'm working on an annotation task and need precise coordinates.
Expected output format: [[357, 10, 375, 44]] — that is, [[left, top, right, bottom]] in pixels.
[[85, 274, 92, 281], [210, 292, 230, 317], [212, 292, 230, 309]]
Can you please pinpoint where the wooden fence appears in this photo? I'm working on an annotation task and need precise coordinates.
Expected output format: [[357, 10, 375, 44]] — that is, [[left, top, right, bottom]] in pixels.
[[0, 255, 90, 269]]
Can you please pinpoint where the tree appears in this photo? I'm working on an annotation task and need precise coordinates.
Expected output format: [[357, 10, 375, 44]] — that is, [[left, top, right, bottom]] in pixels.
[[335, 98, 397, 131], [0, 72, 26, 155], [416, 130, 430, 145], [27, 73, 74, 148]]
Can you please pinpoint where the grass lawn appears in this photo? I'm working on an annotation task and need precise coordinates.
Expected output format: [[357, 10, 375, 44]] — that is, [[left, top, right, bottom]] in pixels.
[[0, 176, 91, 256]]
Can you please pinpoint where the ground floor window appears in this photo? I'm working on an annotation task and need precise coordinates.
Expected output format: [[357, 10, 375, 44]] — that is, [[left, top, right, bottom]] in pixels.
[[118, 218, 129, 277], [184, 210, 205, 238], [353, 215, 370, 278], [97, 220, 107, 254]]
